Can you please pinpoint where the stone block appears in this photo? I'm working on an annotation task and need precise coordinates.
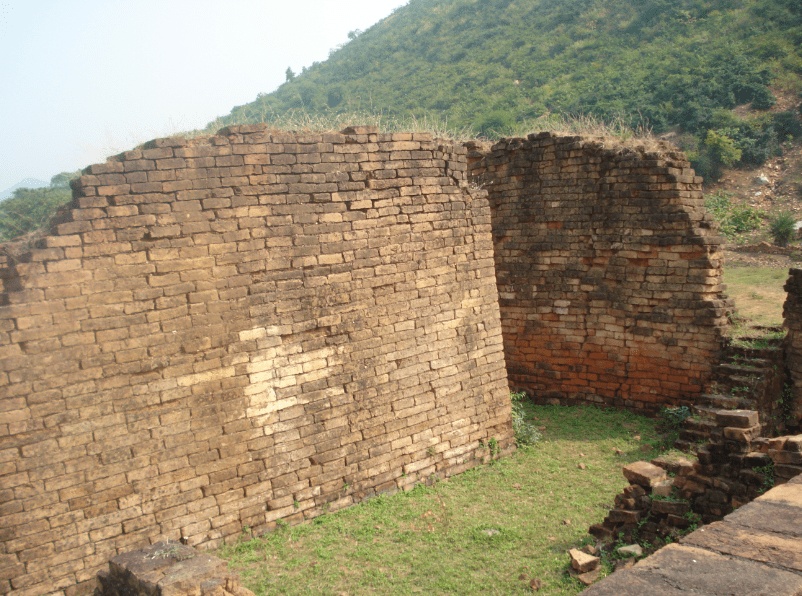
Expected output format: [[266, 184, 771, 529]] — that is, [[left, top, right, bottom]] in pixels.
[[715, 410, 759, 429], [724, 424, 762, 443], [623, 462, 668, 488], [569, 548, 600, 573]]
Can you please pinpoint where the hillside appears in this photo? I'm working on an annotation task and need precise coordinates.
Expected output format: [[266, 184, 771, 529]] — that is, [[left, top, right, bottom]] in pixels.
[[1, 0, 801, 245], [213, 0, 801, 140]]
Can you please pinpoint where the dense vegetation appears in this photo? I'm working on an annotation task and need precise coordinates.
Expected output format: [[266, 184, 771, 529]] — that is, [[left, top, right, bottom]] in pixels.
[[215, 0, 801, 146], [2, 0, 802, 242], [0, 171, 78, 241]]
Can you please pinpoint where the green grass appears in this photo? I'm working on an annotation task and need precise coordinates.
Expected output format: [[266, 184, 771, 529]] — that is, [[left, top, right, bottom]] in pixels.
[[218, 404, 662, 596]]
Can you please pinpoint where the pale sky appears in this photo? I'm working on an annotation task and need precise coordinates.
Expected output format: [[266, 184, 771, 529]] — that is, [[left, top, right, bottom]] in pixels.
[[0, 0, 408, 192]]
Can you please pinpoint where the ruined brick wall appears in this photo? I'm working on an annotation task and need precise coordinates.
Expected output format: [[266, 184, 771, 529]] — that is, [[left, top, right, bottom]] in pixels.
[[0, 125, 513, 596], [783, 268, 802, 423], [468, 133, 731, 414]]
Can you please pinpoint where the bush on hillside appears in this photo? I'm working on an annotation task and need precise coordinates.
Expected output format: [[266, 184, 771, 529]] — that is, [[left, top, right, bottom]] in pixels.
[[769, 211, 797, 247]]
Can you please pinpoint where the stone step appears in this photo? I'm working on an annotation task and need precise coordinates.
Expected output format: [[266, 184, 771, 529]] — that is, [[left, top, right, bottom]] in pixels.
[[692, 405, 720, 420], [721, 356, 773, 370], [698, 393, 757, 411], [673, 438, 698, 452], [715, 363, 769, 378], [684, 417, 717, 434], [679, 428, 712, 443]]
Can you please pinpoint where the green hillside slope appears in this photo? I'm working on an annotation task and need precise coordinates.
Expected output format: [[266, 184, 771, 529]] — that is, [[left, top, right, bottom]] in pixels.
[[215, 0, 801, 139]]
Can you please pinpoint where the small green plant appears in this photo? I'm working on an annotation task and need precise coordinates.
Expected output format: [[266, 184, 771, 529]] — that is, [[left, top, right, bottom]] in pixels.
[[769, 211, 797, 247], [488, 437, 499, 457], [426, 446, 436, 456], [293, 500, 300, 509], [704, 191, 762, 238], [753, 462, 775, 493], [509, 392, 541, 446], [660, 406, 692, 430]]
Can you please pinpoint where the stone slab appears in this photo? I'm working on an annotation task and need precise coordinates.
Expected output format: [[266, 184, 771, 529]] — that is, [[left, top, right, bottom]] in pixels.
[[755, 482, 802, 507], [580, 543, 802, 595], [726, 499, 802, 538], [681, 521, 802, 572]]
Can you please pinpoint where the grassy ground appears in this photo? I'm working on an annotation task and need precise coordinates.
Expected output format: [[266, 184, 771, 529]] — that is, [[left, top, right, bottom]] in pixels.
[[218, 404, 665, 596], [722, 266, 788, 329]]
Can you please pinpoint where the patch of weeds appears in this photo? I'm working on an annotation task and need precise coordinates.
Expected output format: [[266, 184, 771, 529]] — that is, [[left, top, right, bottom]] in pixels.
[[705, 191, 762, 238], [510, 391, 541, 446], [149, 543, 192, 561]]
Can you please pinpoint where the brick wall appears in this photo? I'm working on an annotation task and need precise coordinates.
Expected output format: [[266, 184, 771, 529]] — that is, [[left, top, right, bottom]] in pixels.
[[783, 268, 802, 423], [468, 133, 731, 414], [0, 125, 513, 596]]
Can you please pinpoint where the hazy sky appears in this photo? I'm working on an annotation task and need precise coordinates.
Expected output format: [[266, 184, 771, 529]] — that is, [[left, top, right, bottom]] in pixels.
[[0, 0, 408, 192]]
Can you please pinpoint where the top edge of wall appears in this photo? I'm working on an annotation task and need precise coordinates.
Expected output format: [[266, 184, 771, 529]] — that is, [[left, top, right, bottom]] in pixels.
[[472, 132, 688, 163]]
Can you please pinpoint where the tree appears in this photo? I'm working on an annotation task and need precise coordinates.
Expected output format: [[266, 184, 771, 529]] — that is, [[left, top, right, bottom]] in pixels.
[[50, 169, 82, 188], [0, 187, 71, 241], [285, 67, 295, 82]]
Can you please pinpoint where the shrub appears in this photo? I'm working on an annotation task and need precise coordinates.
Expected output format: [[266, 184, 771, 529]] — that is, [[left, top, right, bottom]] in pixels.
[[704, 191, 762, 237], [696, 130, 741, 180], [660, 405, 692, 430], [769, 211, 798, 247], [474, 110, 514, 139], [510, 392, 541, 446]]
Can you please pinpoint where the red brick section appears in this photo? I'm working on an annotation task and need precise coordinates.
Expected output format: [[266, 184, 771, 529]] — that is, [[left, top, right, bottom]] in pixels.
[[0, 125, 513, 596], [468, 133, 732, 414], [581, 475, 802, 595]]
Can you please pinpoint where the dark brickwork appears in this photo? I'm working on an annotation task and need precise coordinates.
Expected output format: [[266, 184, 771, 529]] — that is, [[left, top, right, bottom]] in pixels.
[[468, 133, 732, 414]]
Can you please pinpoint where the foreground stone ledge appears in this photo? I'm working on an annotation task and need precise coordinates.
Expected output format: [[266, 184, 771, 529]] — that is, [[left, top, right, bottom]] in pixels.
[[94, 542, 254, 596], [581, 476, 802, 595]]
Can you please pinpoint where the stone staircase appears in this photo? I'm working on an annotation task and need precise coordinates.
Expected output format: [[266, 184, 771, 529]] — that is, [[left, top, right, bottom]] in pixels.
[[675, 330, 786, 450]]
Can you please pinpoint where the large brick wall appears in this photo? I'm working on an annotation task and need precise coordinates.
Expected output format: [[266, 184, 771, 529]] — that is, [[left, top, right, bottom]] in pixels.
[[0, 125, 513, 596], [468, 133, 731, 414]]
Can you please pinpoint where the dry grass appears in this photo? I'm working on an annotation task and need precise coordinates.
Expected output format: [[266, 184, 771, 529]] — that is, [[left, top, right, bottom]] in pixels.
[[722, 266, 788, 332], [158, 109, 665, 154]]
